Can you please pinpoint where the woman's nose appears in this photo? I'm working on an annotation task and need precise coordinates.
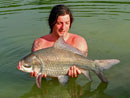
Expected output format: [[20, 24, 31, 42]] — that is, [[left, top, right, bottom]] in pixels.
[[61, 23, 65, 30]]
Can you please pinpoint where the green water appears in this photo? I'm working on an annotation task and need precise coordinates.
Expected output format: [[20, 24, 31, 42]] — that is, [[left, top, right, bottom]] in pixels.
[[0, 0, 130, 97]]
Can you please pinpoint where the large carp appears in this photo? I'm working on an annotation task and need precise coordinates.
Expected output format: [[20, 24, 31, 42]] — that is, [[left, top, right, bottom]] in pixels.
[[17, 37, 120, 88]]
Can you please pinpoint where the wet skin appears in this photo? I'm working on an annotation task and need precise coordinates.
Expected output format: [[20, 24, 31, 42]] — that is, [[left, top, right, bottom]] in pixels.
[[32, 14, 88, 78]]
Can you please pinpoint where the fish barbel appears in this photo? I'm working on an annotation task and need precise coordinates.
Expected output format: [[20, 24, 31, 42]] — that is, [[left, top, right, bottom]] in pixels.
[[17, 37, 120, 88]]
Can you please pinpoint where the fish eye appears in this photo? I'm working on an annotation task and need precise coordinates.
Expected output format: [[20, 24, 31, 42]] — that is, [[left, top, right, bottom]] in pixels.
[[23, 64, 31, 68]]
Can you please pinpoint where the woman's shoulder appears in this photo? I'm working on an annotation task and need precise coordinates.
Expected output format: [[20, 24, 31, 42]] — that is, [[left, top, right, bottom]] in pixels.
[[32, 34, 53, 52], [69, 33, 86, 42], [69, 33, 88, 55], [34, 34, 52, 42]]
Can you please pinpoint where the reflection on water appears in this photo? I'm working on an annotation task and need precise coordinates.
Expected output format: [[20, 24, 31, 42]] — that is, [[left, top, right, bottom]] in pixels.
[[21, 79, 110, 98]]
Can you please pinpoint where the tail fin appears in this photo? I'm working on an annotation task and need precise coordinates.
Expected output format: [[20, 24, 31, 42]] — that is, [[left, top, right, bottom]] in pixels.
[[93, 59, 120, 82], [94, 59, 120, 71]]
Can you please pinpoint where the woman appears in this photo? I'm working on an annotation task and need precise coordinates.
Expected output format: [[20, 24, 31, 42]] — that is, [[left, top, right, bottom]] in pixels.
[[31, 5, 88, 78]]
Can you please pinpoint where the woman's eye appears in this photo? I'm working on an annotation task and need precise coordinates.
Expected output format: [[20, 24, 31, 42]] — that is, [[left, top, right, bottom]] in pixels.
[[57, 22, 61, 25], [66, 22, 70, 25]]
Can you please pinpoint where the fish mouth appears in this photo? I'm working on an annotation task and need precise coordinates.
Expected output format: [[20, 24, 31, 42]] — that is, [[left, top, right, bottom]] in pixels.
[[17, 61, 21, 70]]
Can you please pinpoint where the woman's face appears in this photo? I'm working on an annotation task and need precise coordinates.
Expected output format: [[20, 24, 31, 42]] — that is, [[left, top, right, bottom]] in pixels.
[[52, 14, 70, 37]]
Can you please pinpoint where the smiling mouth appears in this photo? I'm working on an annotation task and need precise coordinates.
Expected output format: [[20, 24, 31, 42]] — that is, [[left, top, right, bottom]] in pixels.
[[59, 30, 65, 34], [60, 32, 64, 34]]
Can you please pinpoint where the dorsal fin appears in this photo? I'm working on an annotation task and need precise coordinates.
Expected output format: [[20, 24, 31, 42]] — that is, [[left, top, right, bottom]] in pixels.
[[54, 37, 86, 57]]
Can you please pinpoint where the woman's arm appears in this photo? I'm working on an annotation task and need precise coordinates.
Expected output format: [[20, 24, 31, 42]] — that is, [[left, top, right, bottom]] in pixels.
[[68, 36, 88, 77]]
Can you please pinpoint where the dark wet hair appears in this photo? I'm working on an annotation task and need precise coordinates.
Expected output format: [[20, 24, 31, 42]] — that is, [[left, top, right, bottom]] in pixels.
[[48, 4, 74, 33]]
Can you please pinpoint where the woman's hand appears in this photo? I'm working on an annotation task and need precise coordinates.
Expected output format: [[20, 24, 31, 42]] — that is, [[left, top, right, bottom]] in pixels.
[[68, 65, 81, 77], [30, 72, 47, 78], [30, 65, 81, 78]]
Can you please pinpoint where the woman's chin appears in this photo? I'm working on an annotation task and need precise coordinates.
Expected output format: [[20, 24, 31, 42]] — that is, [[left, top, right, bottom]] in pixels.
[[58, 32, 65, 36]]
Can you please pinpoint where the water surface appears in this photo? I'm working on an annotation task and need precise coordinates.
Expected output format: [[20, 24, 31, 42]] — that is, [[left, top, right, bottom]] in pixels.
[[0, 0, 130, 97]]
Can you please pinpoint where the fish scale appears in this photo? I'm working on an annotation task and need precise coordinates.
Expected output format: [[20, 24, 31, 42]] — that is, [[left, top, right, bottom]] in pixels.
[[17, 37, 120, 88]]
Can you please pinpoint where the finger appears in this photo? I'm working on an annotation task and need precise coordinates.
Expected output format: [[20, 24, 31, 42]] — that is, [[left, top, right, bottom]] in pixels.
[[30, 72, 33, 77], [30, 72, 36, 77], [68, 70, 71, 76], [42, 74, 47, 78], [34, 72, 37, 77], [71, 66, 74, 77], [68, 66, 73, 77], [73, 66, 77, 77], [76, 68, 81, 75]]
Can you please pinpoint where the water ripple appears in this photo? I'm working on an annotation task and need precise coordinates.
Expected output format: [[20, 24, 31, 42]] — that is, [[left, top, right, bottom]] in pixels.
[[0, 0, 130, 98]]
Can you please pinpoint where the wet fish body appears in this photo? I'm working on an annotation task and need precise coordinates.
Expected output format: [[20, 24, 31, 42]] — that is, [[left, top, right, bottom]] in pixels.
[[17, 37, 120, 88]]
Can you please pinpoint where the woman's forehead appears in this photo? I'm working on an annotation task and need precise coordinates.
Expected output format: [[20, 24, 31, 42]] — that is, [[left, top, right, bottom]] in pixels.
[[57, 14, 70, 22]]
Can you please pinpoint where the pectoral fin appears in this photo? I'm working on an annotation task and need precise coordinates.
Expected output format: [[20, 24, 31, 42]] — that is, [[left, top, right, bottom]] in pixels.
[[58, 75, 69, 84], [36, 73, 42, 88]]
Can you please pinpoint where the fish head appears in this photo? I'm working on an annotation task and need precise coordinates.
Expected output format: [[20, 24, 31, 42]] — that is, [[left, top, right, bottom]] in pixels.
[[17, 54, 41, 73]]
